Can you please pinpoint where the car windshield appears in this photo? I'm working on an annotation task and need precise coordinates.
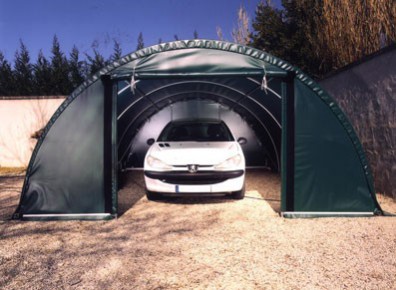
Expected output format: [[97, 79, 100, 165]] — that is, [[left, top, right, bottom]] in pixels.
[[158, 121, 234, 142]]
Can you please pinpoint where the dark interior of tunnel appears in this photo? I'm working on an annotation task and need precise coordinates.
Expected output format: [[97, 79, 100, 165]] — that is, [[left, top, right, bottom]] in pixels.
[[115, 76, 283, 172]]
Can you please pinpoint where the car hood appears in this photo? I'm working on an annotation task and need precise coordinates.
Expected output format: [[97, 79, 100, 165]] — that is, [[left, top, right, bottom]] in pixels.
[[147, 142, 241, 166]]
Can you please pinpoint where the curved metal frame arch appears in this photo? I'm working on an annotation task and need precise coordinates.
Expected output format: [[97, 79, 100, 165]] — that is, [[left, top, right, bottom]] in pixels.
[[118, 79, 282, 128], [118, 92, 280, 170], [117, 88, 281, 170], [117, 81, 280, 133], [117, 79, 283, 165]]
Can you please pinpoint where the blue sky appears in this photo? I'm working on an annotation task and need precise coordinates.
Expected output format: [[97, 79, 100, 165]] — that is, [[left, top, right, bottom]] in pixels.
[[0, 0, 281, 62]]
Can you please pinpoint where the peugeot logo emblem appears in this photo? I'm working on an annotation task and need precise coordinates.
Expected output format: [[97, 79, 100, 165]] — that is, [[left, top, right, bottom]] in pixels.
[[188, 164, 198, 173]]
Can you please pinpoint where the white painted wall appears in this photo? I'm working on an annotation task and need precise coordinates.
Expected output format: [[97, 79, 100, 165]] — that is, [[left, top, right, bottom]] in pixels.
[[0, 98, 65, 167]]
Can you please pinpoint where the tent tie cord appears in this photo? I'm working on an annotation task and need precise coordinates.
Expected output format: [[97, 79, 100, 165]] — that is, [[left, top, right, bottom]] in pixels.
[[130, 67, 138, 94], [261, 65, 268, 94]]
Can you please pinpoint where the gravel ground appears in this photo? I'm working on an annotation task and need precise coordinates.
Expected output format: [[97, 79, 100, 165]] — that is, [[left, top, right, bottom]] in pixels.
[[0, 171, 395, 290]]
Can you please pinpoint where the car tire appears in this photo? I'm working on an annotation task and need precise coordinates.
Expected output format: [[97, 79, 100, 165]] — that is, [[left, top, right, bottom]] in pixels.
[[146, 189, 163, 201], [231, 184, 245, 200]]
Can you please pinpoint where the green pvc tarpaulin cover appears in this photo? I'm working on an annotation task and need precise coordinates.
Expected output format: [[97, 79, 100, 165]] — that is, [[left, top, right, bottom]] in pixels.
[[14, 40, 382, 220]]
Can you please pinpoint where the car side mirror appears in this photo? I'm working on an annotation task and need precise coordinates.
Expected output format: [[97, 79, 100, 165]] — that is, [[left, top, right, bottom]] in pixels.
[[237, 137, 247, 145], [147, 138, 155, 146]]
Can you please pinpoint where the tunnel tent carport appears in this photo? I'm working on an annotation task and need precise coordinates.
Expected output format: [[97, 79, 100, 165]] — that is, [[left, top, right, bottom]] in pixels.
[[13, 40, 382, 220]]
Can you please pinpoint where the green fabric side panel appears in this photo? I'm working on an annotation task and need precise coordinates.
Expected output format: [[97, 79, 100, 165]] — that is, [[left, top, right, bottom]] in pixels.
[[19, 82, 105, 214], [294, 80, 377, 212]]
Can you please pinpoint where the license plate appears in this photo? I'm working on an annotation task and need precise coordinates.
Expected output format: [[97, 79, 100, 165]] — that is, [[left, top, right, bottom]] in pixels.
[[175, 185, 211, 193]]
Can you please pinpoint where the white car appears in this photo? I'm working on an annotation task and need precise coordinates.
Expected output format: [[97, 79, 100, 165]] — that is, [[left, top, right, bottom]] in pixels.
[[144, 119, 246, 200]]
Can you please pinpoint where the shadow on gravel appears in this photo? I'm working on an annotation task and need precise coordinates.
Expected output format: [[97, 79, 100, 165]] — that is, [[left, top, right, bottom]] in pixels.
[[245, 195, 281, 212], [0, 169, 282, 220], [117, 171, 146, 217], [245, 169, 281, 213], [118, 169, 282, 214]]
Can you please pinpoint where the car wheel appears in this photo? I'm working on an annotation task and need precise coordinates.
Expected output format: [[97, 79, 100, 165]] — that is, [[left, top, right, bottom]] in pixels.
[[146, 189, 163, 201], [231, 184, 245, 200]]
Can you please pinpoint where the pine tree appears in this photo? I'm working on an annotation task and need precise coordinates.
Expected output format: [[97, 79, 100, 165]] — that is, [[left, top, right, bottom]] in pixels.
[[250, 1, 322, 77], [281, 0, 322, 76], [86, 49, 107, 75], [50, 35, 72, 94], [111, 39, 123, 61], [250, 2, 287, 59], [136, 32, 144, 50], [13, 40, 34, 95], [68, 45, 86, 90], [33, 50, 52, 95], [0, 51, 16, 95]]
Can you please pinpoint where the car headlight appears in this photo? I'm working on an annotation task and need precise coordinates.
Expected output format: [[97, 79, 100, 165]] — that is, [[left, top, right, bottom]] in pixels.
[[146, 156, 172, 170], [215, 154, 242, 170]]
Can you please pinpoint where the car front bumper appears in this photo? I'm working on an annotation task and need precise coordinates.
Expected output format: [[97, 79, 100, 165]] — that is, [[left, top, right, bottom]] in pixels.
[[144, 170, 245, 194]]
